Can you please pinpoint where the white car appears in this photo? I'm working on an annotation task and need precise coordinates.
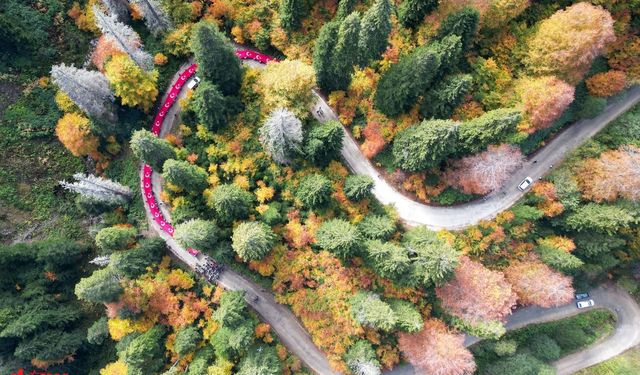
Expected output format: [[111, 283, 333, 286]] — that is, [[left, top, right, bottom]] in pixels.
[[518, 177, 533, 191], [187, 76, 201, 90], [576, 299, 595, 309]]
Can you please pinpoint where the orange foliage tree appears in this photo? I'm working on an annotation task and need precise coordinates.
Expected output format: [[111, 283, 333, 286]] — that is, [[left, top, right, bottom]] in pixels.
[[530, 181, 564, 217], [397, 319, 476, 375], [504, 260, 574, 308], [526, 2, 615, 83], [516, 76, 575, 133], [586, 70, 626, 97], [92, 35, 124, 72], [576, 146, 640, 202], [436, 256, 517, 323], [445, 144, 524, 195], [607, 36, 640, 83], [55, 113, 101, 159]]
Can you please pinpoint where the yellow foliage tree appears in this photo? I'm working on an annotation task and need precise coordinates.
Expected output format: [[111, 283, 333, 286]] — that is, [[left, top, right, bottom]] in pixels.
[[207, 359, 234, 375], [55, 113, 101, 158], [258, 59, 316, 119], [54, 90, 81, 113], [100, 360, 128, 375], [105, 55, 159, 112], [108, 318, 136, 341], [483, 0, 530, 29], [526, 2, 615, 83]]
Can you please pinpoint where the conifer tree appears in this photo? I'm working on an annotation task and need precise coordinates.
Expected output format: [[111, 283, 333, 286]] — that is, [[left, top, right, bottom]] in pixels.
[[129, 0, 172, 35], [313, 21, 341, 93], [336, 0, 356, 19], [332, 12, 362, 91], [279, 0, 305, 31], [259, 108, 303, 165], [60, 173, 132, 204], [420, 74, 472, 119], [102, 0, 130, 22], [51, 64, 116, 123], [130, 129, 176, 171], [358, 0, 392, 66], [437, 7, 480, 54], [398, 0, 438, 29]]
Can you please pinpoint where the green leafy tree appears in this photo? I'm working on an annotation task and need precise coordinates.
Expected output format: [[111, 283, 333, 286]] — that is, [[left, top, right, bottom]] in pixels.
[[162, 159, 208, 193], [174, 326, 202, 357], [131, 129, 176, 171], [75, 267, 123, 303], [213, 291, 248, 327], [403, 226, 460, 286], [87, 317, 109, 345], [173, 219, 218, 251], [232, 222, 276, 261], [343, 340, 381, 375], [187, 347, 214, 375], [392, 119, 458, 171], [237, 345, 282, 375], [122, 325, 167, 375], [95, 226, 137, 254], [208, 184, 254, 223], [437, 6, 480, 54], [313, 21, 341, 93], [296, 174, 334, 208], [485, 353, 553, 375], [365, 240, 411, 280], [332, 12, 362, 91], [421, 74, 472, 119], [398, 0, 439, 29], [350, 292, 397, 331], [457, 108, 521, 154], [191, 81, 227, 130], [279, 0, 305, 31], [210, 322, 255, 359], [190, 21, 242, 96], [528, 334, 561, 362], [110, 237, 165, 279], [316, 219, 362, 259], [305, 120, 344, 166], [344, 174, 374, 201], [357, 214, 396, 240], [389, 299, 423, 332], [358, 0, 392, 66], [494, 339, 518, 357], [564, 203, 635, 234]]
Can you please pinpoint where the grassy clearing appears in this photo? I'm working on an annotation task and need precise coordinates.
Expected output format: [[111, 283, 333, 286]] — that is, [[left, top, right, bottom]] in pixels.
[[575, 346, 640, 375]]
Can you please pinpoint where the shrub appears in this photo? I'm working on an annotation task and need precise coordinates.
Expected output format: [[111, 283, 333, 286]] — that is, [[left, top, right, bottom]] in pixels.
[[95, 226, 137, 254]]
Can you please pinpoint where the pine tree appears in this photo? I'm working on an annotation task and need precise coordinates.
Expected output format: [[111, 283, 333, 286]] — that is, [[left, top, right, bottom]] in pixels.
[[420, 74, 472, 119], [232, 222, 277, 261], [332, 12, 362, 91], [358, 0, 392, 66], [50, 64, 116, 123], [129, 0, 172, 35], [190, 21, 242, 96], [344, 174, 374, 201], [313, 21, 341, 93], [336, 0, 356, 19], [350, 292, 397, 331], [93, 5, 153, 70], [173, 219, 218, 251], [295, 174, 334, 208], [191, 81, 227, 130], [162, 159, 208, 193], [304, 120, 344, 166], [259, 108, 303, 165], [60, 173, 132, 204], [398, 0, 438, 29], [365, 240, 411, 281], [392, 119, 458, 171], [75, 267, 123, 303], [457, 108, 521, 154], [279, 0, 305, 31], [237, 345, 282, 375], [130, 129, 176, 171], [207, 184, 254, 223], [102, 0, 130, 22], [315, 218, 361, 258], [344, 340, 382, 375], [437, 7, 480, 54]]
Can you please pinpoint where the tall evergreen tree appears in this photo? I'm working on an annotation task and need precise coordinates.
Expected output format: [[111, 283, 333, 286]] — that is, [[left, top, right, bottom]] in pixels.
[[51, 64, 116, 123], [392, 119, 458, 171], [358, 0, 392, 66], [336, 0, 356, 19], [60, 173, 132, 204], [398, 0, 438, 29], [259, 108, 303, 165], [162, 159, 208, 193], [279, 0, 305, 31], [457, 108, 521, 154], [304, 120, 344, 166], [190, 21, 242, 96], [237, 345, 282, 375], [365, 240, 411, 281], [130, 129, 176, 171], [313, 21, 340, 93], [420, 74, 472, 119], [102, 0, 130, 22], [129, 0, 172, 35], [191, 81, 227, 130], [437, 6, 480, 54], [232, 222, 277, 261], [332, 12, 362, 91], [93, 5, 153, 70]]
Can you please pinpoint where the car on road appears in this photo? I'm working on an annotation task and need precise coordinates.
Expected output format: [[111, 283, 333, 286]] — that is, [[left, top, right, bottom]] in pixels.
[[518, 177, 533, 191], [577, 299, 595, 309], [187, 76, 201, 89], [575, 292, 590, 300]]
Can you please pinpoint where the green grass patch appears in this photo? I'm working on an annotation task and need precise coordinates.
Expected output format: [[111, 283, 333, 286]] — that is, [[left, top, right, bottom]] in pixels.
[[472, 309, 616, 374], [575, 346, 640, 375]]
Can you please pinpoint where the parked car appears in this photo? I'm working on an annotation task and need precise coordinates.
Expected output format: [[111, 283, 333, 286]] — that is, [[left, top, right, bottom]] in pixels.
[[187, 247, 200, 257], [518, 177, 533, 191], [576, 299, 595, 309], [187, 76, 201, 90], [575, 292, 590, 300]]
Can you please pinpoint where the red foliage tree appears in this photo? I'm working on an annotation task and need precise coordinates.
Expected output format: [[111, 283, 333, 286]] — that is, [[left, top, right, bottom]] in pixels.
[[607, 36, 640, 82], [586, 70, 626, 97], [445, 144, 524, 195], [517, 76, 575, 133], [576, 146, 640, 202], [361, 120, 387, 158], [504, 260, 574, 308], [436, 256, 517, 323], [398, 319, 476, 375]]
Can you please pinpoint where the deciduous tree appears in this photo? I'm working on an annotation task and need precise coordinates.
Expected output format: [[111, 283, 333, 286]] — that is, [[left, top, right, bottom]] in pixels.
[[55, 112, 101, 159], [232, 221, 276, 261], [436, 256, 516, 323], [483, 0, 530, 30], [445, 144, 524, 195], [516, 76, 574, 133], [259, 61, 316, 119], [392, 119, 458, 171], [105, 54, 159, 112], [586, 70, 626, 98], [398, 319, 476, 375], [576, 146, 640, 202], [504, 260, 574, 308], [130, 129, 176, 171], [190, 21, 242, 96], [526, 2, 615, 83], [259, 108, 303, 165]]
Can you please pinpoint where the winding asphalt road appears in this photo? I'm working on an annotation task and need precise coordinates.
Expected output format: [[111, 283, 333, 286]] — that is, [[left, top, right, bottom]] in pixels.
[[141, 52, 640, 375]]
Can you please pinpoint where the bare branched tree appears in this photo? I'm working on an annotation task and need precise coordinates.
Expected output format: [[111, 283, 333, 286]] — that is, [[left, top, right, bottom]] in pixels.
[[259, 108, 303, 165], [51, 63, 117, 123], [101, 0, 130, 22], [128, 0, 172, 36], [60, 173, 133, 204]]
